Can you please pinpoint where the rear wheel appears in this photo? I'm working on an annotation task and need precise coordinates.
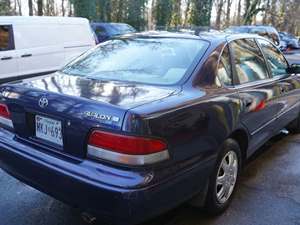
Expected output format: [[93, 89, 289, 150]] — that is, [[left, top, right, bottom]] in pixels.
[[204, 139, 241, 215]]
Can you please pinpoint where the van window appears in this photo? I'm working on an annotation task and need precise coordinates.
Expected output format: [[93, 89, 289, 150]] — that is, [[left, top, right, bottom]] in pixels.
[[0, 25, 14, 51]]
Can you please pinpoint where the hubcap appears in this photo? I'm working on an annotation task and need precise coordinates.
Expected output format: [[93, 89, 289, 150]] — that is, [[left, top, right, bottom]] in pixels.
[[216, 151, 238, 204]]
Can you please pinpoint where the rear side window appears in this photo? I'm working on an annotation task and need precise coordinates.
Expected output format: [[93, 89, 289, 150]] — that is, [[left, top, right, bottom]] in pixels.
[[217, 45, 232, 86], [0, 25, 14, 51], [230, 39, 269, 85], [257, 39, 288, 77]]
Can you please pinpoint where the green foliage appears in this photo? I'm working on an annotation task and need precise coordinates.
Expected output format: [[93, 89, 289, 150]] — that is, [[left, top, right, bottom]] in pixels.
[[243, 0, 265, 24], [190, 0, 213, 26], [125, 0, 148, 30], [0, 0, 11, 15], [153, 0, 173, 28], [71, 0, 97, 20], [96, 0, 112, 22], [170, 0, 181, 26], [71, 0, 147, 30]]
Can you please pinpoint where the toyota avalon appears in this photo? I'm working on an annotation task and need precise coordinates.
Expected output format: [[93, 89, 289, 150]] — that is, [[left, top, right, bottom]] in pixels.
[[0, 32, 300, 225]]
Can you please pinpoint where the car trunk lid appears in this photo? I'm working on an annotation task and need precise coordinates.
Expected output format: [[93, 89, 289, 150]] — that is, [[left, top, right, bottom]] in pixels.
[[0, 73, 178, 158]]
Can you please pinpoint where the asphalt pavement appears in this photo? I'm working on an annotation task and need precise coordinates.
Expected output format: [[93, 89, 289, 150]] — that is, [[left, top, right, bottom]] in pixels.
[[2, 132, 300, 225], [1, 51, 300, 225]]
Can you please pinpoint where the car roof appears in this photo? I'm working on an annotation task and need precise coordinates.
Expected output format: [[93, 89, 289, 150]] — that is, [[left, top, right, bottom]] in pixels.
[[229, 25, 275, 29], [120, 31, 262, 45], [91, 22, 131, 27]]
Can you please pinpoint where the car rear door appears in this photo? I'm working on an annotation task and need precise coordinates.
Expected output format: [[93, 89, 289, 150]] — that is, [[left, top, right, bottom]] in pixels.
[[257, 38, 300, 129], [0, 24, 19, 80], [230, 38, 282, 155]]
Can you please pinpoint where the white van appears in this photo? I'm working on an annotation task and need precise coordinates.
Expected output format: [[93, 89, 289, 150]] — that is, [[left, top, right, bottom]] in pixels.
[[0, 16, 96, 81]]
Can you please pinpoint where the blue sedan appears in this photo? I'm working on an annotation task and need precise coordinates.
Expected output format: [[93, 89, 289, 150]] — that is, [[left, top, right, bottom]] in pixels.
[[0, 32, 300, 225]]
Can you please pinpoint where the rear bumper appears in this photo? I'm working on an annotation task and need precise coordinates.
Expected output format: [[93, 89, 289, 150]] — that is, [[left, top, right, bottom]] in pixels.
[[0, 128, 213, 225]]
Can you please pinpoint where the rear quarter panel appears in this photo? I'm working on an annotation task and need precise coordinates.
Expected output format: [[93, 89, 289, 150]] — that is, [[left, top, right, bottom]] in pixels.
[[123, 86, 242, 167]]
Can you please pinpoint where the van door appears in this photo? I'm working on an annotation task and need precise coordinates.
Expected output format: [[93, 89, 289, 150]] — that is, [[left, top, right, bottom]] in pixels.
[[15, 24, 65, 76], [63, 24, 95, 63], [0, 25, 19, 80]]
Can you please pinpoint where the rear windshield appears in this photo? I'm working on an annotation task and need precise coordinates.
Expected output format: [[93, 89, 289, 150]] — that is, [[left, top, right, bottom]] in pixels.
[[62, 38, 209, 85], [109, 24, 136, 35]]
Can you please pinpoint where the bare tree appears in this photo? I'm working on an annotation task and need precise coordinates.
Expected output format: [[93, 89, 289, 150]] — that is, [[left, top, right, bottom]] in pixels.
[[37, 0, 43, 16], [236, 0, 242, 25], [225, 0, 232, 26], [61, 0, 65, 16], [28, 0, 33, 15], [183, 0, 191, 26], [215, 0, 225, 29], [16, 0, 22, 15]]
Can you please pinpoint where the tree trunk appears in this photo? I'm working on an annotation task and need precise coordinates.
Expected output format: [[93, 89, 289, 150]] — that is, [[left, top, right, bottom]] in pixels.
[[17, 0, 22, 15], [68, 0, 73, 16], [61, 0, 65, 16], [37, 0, 43, 16], [262, 0, 270, 24], [28, 0, 33, 16], [215, 0, 224, 29], [270, 0, 277, 26], [183, 0, 191, 26], [226, 0, 232, 27], [236, 0, 242, 25]]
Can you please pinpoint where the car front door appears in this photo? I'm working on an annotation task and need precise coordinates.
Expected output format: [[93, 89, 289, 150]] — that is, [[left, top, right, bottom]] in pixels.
[[0, 24, 19, 80], [257, 38, 300, 129], [230, 38, 282, 156]]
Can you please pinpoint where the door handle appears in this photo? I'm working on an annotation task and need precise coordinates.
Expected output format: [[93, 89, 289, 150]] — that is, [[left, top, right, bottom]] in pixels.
[[21, 54, 32, 58], [279, 86, 287, 94], [244, 99, 253, 108], [1, 56, 12, 60]]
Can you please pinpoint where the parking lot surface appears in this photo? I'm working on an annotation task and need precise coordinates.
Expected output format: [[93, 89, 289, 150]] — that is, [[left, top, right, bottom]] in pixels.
[[1, 132, 300, 225]]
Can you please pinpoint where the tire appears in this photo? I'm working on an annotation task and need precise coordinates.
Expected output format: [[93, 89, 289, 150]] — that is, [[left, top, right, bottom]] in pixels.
[[204, 138, 242, 215]]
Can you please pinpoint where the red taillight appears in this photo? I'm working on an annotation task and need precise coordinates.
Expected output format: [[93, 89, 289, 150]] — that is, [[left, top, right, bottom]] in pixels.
[[0, 103, 13, 128], [88, 130, 167, 155], [0, 103, 10, 119]]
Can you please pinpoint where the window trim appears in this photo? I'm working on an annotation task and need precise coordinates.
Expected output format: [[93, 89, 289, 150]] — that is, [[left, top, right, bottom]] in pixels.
[[216, 43, 234, 87], [255, 37, 290, 78], [229, 38, 272, 86], [0, 24, 15, 51]]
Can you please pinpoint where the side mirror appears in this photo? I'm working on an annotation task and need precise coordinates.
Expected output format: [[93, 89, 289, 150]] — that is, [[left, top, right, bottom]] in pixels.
[[286, 64, 300, 74]]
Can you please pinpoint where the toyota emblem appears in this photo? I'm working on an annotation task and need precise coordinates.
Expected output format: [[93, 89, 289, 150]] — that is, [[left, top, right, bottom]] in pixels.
[[39, 97, 48, 108]]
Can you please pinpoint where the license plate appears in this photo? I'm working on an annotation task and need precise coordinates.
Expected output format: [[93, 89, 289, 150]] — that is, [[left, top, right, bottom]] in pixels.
[[35, 115, 63, 146]]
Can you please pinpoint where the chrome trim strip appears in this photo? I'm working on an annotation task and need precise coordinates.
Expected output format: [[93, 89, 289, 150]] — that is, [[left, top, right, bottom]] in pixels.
[[250, 117, 276, 136], [87, 145, 170, 166], [0, 117, 13, 128], [277, 102, 300, 119], [250, 102, 300, 136]]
